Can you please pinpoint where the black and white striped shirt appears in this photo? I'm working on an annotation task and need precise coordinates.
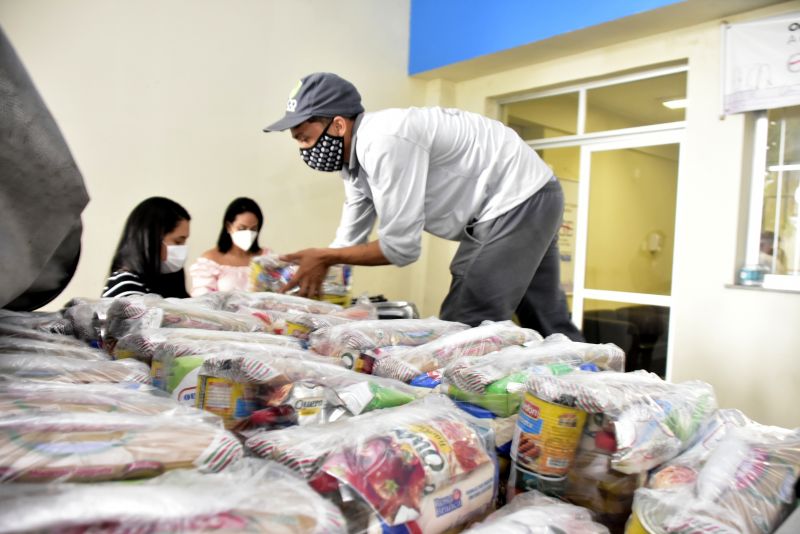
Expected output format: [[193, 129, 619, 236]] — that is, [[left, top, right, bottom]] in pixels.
[[102, 271, 150, 298]]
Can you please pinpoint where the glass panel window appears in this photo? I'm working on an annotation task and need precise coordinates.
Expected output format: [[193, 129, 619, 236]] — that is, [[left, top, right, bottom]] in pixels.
[[585, 145, 679, 295], [767, 106, 800, 166], [585, 71, 686, 132], [503, 92, 578, 140], [759, 106, 800, 279], [582, 299, 669, 377], [760, 170, 800, 275]]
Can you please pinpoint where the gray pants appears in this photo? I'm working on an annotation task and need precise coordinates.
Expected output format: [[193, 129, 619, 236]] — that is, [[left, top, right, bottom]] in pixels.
[[440, 178, 584, 341]]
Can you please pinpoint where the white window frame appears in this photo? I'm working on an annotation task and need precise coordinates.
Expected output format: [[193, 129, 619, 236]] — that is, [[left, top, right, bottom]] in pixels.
[[743, 107, 800, 291]]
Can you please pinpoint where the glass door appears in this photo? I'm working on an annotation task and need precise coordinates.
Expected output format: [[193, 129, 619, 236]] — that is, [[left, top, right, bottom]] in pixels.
[[571, 133, 682, 378]]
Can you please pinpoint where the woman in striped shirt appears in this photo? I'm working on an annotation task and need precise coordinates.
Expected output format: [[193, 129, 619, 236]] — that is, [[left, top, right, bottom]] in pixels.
[[102, 197, 191, 298]]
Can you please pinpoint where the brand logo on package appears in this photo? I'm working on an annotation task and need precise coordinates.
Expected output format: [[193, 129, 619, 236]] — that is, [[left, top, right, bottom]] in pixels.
[[178, 388, 196, 403], [286, 80, 302, 112], [434, 489, 463, 517], [521, 401, 540, 419]]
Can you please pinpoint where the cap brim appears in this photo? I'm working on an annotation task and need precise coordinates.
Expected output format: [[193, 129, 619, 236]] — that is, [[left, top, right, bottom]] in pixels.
[[262, 112, 313, 132]]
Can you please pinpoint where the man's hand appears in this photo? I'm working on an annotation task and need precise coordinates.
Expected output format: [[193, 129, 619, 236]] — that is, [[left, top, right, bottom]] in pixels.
[[280, 241, 390, 298], [279, 248, 333, 298]]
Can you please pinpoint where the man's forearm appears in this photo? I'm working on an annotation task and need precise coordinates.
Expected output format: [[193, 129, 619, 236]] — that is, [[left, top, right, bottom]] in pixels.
[[323, 240, 390, 266]]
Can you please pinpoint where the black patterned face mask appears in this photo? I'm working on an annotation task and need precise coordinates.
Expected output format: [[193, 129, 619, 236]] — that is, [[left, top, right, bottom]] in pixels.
[[300, 120, 344, 172]]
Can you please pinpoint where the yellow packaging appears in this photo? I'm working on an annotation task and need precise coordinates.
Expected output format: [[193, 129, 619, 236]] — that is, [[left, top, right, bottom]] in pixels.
[[625, 511, 653, 534], [285, 321, 312, 338], [111, 349, 138, 360], [511, 392, 587, 476], [150, 358, 163, 384], [320, 293, 350, 306], [196, 375, 256, 429]]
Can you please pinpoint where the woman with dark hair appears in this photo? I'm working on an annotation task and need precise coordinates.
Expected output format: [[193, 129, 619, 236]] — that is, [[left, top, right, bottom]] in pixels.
[[102, 197, 191, 298], [189, 197, 267, 296]]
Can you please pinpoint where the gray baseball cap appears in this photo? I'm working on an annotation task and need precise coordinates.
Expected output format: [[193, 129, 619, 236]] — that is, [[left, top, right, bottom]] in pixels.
[[263, 72, 364, 132]]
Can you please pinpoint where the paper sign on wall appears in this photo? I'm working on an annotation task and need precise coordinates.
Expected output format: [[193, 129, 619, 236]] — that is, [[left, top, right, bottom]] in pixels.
[[723, 11, 800, 114]]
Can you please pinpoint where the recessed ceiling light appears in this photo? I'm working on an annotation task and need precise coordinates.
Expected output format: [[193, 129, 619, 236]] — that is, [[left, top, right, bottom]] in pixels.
[[662, 98, 687, 109]]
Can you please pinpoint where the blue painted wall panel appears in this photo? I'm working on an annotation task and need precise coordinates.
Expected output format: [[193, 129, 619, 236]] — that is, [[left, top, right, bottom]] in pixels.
[[409, 0, 684, 74]]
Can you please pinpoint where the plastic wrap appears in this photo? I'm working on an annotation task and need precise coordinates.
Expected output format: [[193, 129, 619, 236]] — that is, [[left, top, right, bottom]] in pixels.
[[565, 412, 641, 530], [104, 295, 269, 355], [0, 309, 73, 336], [283, 310, 354, 340], [197, 351, 424, 429], [224, 290, 343, 315], [0, 459, 346, 534], [0, 354, 150, 384], [0, 380, 218, 423], [246, 395, 497, 533], [630, 420, 800, 534], [445, 335, 625, 395], [0, 322, 85, 347], [149, 333, 307, 389], [365, 320, 542, 382], [248, 253, 352, 302], [464, 490, 610, 533], [0, 336, 110, 360], [440, 337, 622, 417], [236, 306, 292, 334], [114, 326, 306, 365], [248, 252, 297, 292], [62, 297, 114, 344], [177, 291, 231, 311], [0, 411, 243, 482], [646, 409, 751, 490], [526, 370, 717, 474], [154, 340, 324, 405], [282, 294, 379, 340], [309, 317, 470, 359], [331, 294, 378, 320]]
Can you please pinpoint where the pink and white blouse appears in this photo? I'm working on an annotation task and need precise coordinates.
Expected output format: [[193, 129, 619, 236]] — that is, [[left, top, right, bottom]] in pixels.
[[189, 257, 251, 297]]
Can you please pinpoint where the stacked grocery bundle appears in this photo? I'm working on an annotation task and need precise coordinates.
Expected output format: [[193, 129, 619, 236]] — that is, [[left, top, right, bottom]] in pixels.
[[246, 395, 498, 533], [104, 295, 270, 356], [510, 370, 718, 530], [0, 304, 348, 534], [629, 409, 800, 533], [197, 350, 424, 430], [309, 316, 471, 367], [0, 459, 347, 533], [1, 297, 798, 533], [463, 489, 610, 533], [442, 334, 626, 416], [362, 320, 543, 383]]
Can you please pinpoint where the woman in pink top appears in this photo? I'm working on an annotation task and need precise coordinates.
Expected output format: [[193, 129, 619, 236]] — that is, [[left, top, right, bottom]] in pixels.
[[189, 197, 267, 296]]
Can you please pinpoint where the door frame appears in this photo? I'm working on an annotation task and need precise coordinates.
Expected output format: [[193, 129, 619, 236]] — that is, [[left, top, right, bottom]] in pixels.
[[532, 129, 684, 380]]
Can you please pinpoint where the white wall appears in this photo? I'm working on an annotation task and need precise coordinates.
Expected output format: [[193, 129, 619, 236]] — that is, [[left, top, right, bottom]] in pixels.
[[0, 0, 426, 307], [423, 2, 800, 427]]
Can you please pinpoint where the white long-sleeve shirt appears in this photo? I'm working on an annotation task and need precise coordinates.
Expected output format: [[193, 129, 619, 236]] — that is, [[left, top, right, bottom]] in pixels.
[[331, 107, 554, 266]]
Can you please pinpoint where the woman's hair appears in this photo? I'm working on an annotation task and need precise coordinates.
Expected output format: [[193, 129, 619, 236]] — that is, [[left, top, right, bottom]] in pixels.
[[216, 197, 263, 253], [110, 197, 191, 297]]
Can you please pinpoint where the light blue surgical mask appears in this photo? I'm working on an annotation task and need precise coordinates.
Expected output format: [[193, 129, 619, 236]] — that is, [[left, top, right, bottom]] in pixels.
[[161, 244, 188, 274]]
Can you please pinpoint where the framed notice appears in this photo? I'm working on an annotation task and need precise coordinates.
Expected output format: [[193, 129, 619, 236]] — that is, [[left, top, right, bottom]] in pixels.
[[723, 11, 800, 114]]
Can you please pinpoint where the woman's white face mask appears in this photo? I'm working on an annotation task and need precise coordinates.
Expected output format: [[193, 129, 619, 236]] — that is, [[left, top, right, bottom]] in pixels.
[[231, 230, 257, 252], [161, 244, 188, 273]]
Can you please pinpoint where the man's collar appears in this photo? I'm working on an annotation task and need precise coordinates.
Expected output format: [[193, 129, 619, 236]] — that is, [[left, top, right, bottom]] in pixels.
[[342, 112, 364, 179]]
